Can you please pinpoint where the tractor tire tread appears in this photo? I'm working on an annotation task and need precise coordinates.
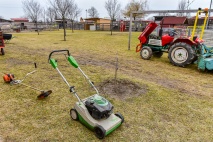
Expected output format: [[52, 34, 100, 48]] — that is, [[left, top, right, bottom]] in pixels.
[[168, 42, 195, 67]]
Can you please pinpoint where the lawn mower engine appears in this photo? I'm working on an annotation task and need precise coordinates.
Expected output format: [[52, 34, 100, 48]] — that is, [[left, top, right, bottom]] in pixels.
[[85, 95, 113, 120]]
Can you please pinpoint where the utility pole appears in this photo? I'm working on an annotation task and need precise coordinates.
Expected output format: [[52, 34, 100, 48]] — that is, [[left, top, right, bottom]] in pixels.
[[86, 9, 87, 18], [187, 0, 195, 16], [206, 0, 213, 29]]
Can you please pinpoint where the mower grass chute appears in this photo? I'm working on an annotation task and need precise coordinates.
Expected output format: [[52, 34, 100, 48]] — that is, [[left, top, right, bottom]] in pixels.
[[48, 50, 124, 139]]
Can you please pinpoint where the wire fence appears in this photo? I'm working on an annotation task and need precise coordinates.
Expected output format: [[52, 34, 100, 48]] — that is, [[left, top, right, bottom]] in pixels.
[[1, 21, 213, 46]]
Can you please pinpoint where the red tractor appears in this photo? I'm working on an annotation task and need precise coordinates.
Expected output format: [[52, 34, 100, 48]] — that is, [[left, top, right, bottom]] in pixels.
[[135, 8, 212, 68], [136, 22, 198, 67]]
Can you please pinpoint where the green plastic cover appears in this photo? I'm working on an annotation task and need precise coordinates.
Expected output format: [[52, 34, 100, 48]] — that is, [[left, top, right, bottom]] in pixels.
[[94, 94, 108, 106], [68, 56, 79, 68], [50, 59, 57, 69]]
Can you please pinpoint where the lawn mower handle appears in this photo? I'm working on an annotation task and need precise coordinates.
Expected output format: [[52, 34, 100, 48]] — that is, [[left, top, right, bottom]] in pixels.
[[48, 50, 70, 62]]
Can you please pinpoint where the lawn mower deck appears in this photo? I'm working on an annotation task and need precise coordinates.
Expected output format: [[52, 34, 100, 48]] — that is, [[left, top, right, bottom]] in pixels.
[[72, 94, 123, 138]]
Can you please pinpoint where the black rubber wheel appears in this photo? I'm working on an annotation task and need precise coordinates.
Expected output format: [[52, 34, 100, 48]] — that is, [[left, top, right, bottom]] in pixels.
[[140, 46, 153, 60], [94, 125, 106, 139], [168, 42, 195, 67], [1, 48, 5, 55], [153, 52, 163, 58], [115, 113, 124, 124], [70, 108, 78, 121]]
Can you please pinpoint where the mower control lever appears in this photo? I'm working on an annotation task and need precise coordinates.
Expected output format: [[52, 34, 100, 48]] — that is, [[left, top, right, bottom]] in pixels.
[[69, 86, 75, 92], [48, 50, 70, 62]]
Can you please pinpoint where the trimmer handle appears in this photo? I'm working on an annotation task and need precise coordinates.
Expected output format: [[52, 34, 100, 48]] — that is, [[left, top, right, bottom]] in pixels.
[[48, 50, 70, 62]]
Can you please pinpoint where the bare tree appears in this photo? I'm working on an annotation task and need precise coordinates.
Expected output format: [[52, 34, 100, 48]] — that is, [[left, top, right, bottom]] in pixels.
[[177, 0, 194, 17], [67, 3, 81, 33], [49, 0, 73, 41], [123, 0, 148, 20], [105, 0, 121, 35], [177, 0, 187, 16], [46, 7, 56, 23], [42, 9, 46, 23], [88, 6, 99, 18], [22, 0, 43, 35]]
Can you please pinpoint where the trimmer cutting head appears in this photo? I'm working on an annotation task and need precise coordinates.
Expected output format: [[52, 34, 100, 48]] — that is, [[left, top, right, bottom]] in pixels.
[[37, 90, 52, 100]]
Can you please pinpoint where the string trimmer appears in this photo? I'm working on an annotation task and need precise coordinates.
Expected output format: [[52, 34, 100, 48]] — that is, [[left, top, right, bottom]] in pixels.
[[2, 63, 52, 99]]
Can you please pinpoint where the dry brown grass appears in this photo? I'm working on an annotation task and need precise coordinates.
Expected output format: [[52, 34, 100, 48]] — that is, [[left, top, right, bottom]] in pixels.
[[0, 30, 213, 141]]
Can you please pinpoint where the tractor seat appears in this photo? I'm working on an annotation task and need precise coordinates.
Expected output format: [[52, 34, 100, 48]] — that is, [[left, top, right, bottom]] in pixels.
[[193, 36, 197, 41]]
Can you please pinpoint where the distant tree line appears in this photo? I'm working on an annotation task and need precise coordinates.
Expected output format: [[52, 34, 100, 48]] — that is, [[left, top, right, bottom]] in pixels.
[[21, 0, 194, 38]]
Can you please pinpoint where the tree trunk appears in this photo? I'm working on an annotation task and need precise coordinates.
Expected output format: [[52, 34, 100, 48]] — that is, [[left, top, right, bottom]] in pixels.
[[72, 21, 74, 33], [110, 20, 113, 35], [36, 22, 39, 35], [63, 16, 66, 41]]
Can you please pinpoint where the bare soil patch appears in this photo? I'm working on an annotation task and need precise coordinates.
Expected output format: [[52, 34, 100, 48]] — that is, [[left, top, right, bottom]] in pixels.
[[98, 79, 148, 100], [76, 51, 210, 97]]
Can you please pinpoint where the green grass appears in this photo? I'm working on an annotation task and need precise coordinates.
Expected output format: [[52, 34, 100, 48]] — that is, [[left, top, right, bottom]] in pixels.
[[0, 30, 213, 141]]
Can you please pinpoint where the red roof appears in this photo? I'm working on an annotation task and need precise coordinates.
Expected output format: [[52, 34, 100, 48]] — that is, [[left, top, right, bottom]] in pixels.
[[11, 18, 29, 22], [161, 17, 187, 25]]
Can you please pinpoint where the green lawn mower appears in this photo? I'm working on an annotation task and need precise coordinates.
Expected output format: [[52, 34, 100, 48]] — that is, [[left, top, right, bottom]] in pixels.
[[48, 50, 124, 139]]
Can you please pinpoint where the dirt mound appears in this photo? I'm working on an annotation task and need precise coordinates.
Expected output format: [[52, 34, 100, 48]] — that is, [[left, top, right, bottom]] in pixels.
[[98, 79, 148, 100]]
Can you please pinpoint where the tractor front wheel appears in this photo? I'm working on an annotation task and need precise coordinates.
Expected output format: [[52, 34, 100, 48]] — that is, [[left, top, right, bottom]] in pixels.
[[168, 42, 195, 67], [140, 46, 153, 60]]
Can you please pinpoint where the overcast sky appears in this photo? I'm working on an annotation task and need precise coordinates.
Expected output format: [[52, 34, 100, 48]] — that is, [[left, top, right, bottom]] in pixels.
[[0, 0, 212, 20]]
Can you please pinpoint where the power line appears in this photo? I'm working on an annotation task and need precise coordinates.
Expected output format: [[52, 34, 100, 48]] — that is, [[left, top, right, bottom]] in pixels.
[[0, 7, 22, 8], [187, 0, 196, 9], [0, 5, 22, 8]]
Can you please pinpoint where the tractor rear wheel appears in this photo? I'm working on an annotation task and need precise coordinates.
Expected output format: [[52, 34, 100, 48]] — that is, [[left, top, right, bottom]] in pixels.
[[1, 48, 4, 55], [140, 46, 153, 60], [168, 42, 195, 67]]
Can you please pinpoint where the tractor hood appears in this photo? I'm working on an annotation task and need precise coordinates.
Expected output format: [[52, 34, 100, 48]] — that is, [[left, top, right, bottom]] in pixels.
[[138, 22, 158, 43]]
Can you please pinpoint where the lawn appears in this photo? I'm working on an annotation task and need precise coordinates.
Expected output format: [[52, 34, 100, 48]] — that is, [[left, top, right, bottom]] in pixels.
[[0, 30, 213, 141]]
